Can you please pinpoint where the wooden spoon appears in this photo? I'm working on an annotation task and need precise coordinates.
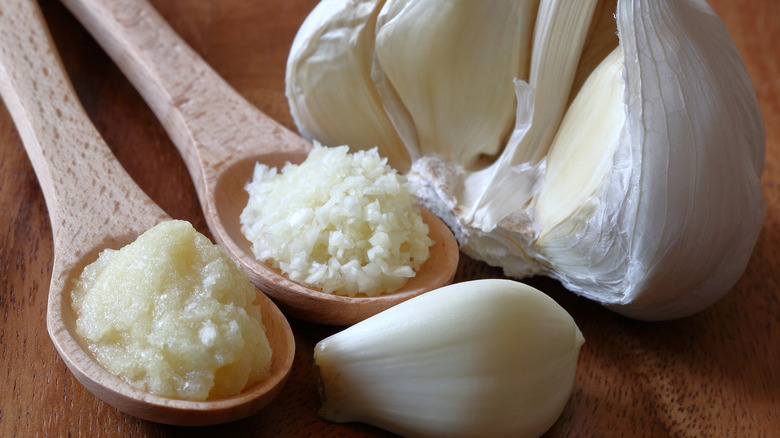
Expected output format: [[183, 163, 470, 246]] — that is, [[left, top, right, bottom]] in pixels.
[[61, 0, 459, 325], [0, 0, 294, 426]]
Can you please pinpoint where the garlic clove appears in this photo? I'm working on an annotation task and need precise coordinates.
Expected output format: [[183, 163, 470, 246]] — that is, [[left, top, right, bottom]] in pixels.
[[314, 279, 584, 438], [372, 0, 537, 168], [448, 0, 600, 232], [285, 0, 411, 170], [506, 0, 600, 166], [531, 46, 627, 296]]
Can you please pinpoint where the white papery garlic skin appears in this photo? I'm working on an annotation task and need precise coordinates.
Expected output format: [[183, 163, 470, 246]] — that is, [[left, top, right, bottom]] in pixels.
[[286, 0, 765, 321], [314, 279, 584, 438]]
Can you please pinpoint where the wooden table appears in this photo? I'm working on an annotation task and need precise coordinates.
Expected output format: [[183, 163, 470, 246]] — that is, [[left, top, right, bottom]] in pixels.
[[1, 0, 778, 436]]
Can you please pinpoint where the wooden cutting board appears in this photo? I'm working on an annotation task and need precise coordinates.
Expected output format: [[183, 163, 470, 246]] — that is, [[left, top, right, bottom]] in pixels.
[[1, 0, 778, 436]]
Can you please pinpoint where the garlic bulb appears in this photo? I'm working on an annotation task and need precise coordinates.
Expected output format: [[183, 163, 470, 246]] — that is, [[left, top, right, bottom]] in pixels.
[[314, 279, 584, 438], [286, 0, 766, 320]]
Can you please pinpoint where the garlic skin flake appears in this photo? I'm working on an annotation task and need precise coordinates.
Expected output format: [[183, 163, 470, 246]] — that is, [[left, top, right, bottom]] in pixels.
[[285, 0, 766, 320], [314, 279, 584, 438]]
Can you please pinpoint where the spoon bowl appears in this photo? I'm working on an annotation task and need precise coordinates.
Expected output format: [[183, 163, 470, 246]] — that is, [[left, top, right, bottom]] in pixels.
[[213, 153, 459, 324], [53, 261, 294, 426], [0, 0, 294, 425], [62, 0, 460, 325]]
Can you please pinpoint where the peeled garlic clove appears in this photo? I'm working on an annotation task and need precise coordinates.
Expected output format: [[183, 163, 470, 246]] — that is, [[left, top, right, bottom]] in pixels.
[[314, 279, 584, 438], [532, 46, 628, 300]]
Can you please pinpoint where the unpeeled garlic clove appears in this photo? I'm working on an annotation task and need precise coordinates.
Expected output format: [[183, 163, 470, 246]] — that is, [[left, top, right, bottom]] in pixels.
[[314, 279, 584, 438], [286, 0, 410, 170]]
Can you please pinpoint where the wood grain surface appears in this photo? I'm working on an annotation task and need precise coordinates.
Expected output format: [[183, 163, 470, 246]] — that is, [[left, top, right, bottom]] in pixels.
[[1, 0, 778, 436]]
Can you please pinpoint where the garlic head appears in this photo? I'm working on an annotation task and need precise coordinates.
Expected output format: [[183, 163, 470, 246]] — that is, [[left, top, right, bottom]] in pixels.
[[286, 0, 766, 320], [314, 279, 584, 438]]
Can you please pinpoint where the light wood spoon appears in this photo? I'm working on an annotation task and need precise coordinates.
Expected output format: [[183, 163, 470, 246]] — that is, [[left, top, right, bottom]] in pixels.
[[61, 0, 459, 325], [0, 0, 294, 426]]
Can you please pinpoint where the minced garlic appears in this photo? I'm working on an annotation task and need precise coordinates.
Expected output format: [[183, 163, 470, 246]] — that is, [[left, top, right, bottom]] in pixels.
[[240, 143, 432, 296], [71, 220, 272, 401]]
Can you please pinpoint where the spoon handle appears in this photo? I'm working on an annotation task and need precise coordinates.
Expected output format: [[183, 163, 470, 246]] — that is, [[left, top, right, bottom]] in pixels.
[[60, 0, 311, 203], [0, 0, 166, 269]]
